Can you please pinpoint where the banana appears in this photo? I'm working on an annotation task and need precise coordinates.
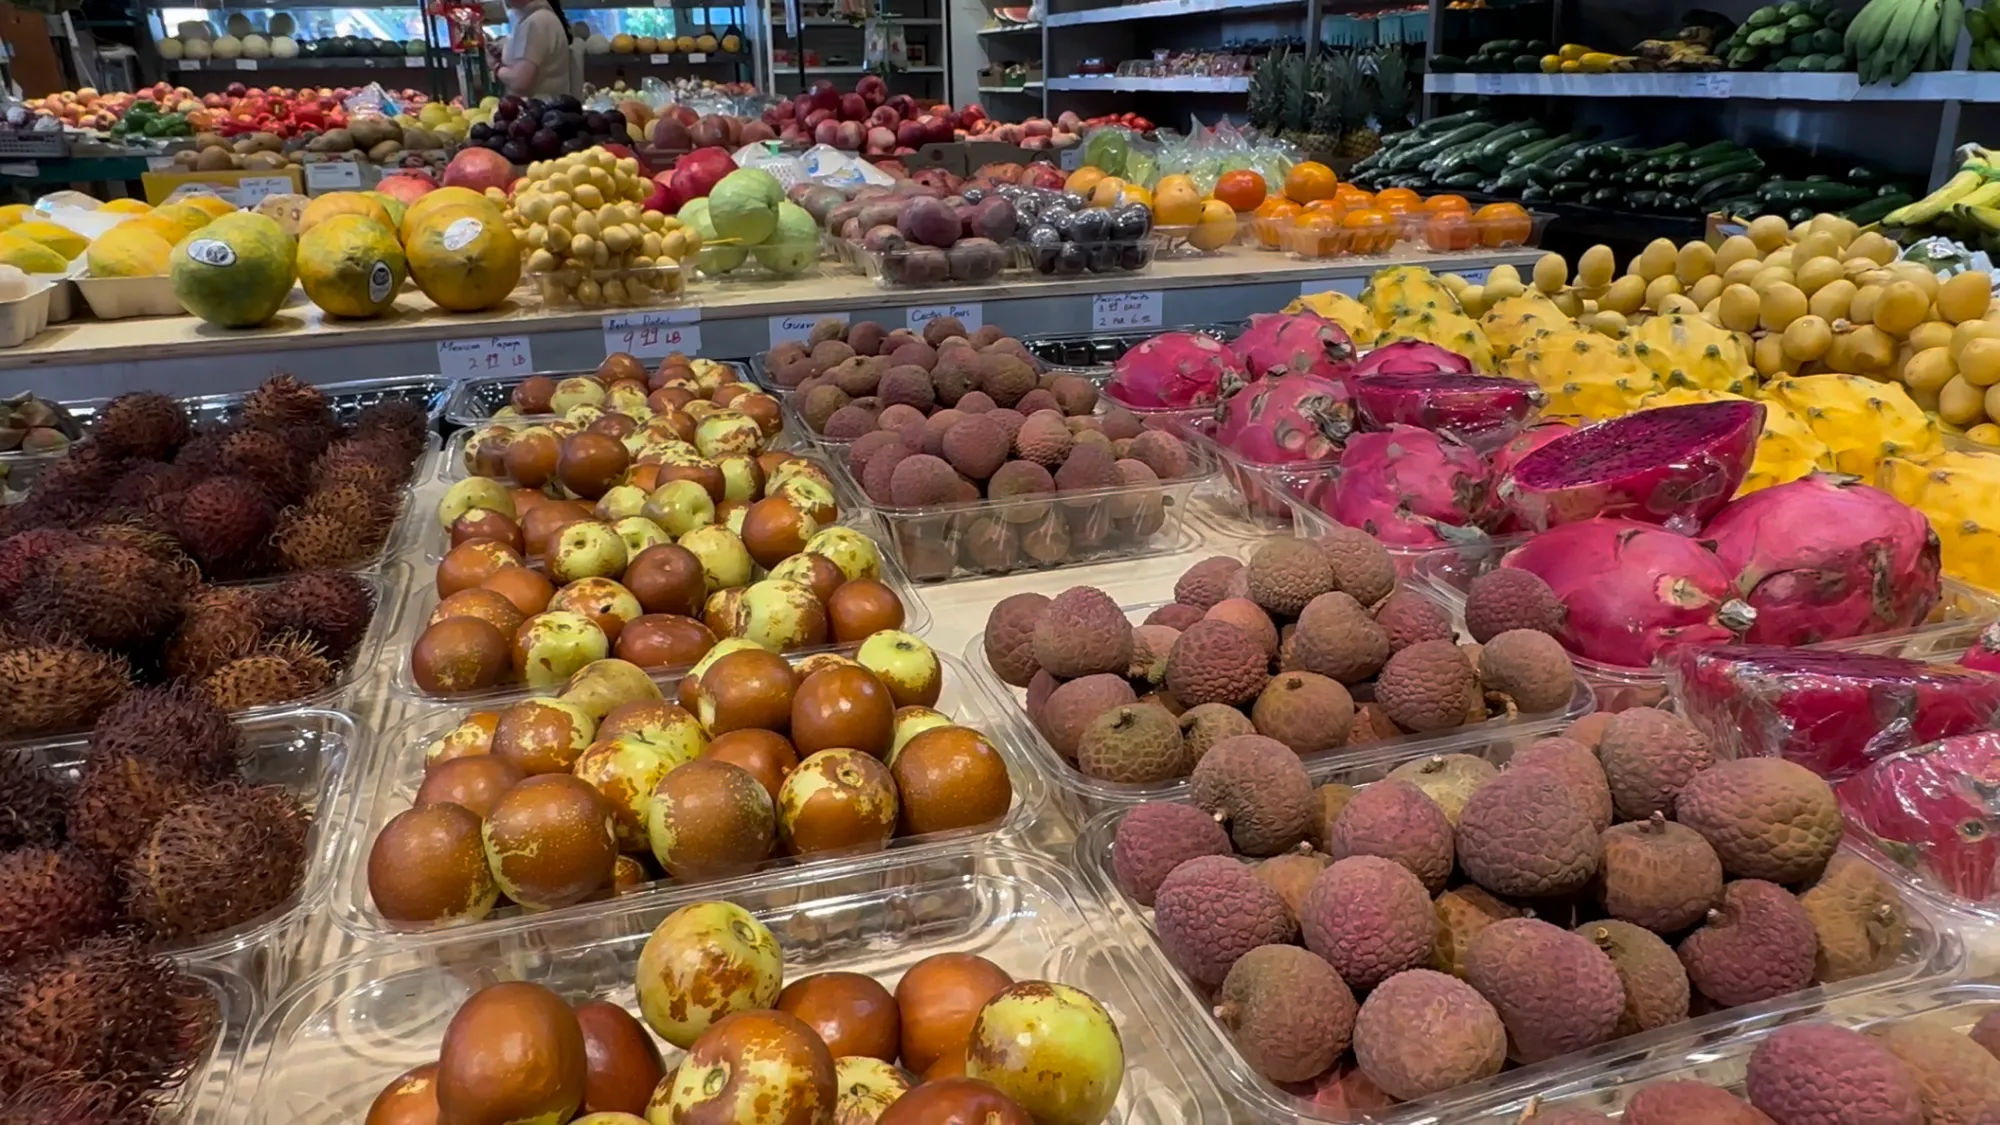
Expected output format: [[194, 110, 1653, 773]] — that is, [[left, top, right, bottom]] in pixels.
[[1961, 179, 2000, 208], [1953, 203, 2000, 235], [1881, 0, 1932, 84], [1901, 0, 1941, 81], [1887, 167, 1987, 225], [1940, 0, 1967, 68], [1848, 0, 1897, 74]]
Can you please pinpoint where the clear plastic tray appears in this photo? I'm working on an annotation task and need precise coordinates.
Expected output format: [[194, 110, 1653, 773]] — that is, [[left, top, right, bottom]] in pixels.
[[252, 848, 1229, 1125], [965, 586, 1596, 824], [6, 708, 358, 997], [138, 960, 257, 1125], [1020, 323, 1242, 381], [1448, 979, 2000, 1123], [335, 650, 1046, 942], [833, 236, 1025, 288], [437, 405, 803, 487], [1074, 783, 1958, 1125], [1412, 534, 2000, 712], [1169, 412, 1345, 536], [383, 535, 932, 704], [820, 434, 1220, 583], [441, 361, 758, 426], [525, 262, 685, 309]]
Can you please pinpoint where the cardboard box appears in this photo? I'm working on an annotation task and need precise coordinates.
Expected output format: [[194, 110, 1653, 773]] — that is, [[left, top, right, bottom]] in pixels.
[[140, 167, 303, 207]]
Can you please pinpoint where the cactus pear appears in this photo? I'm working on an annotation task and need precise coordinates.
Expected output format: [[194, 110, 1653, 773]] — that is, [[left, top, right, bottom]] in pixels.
[[1837, 731, 2000, 902], [1308, 425, 1488, 548], [1496, 401, 1763, 533], [1106, 331, 1247, 410]]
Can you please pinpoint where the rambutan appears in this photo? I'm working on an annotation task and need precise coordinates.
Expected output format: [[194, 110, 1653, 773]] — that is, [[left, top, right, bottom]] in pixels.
[[13, 543, 190, 650], [66, 750, 203, 860], [90, 685, 242, 782], [0, 847, 119, 966], [0, 1080, 143, 1125], [259, 570, 375, 662], [105, 460, 200, 510], [162, 586, 266, 680], [215, 426, 303, 501], [169, 427, 230, 475], [299, 482, 395, 527], [0, 640, 130, 741], [26, 447, 124, 507], [321, 432, 417, 483], [0, 754, 65, 850], [0, 935, 219, 1095], [351, 399, 430, 459], [125, 783, 308, 940], [200, 640, 334, 712], [239, 374, 333, 433], [170, 475, 276, 576], [90, 392, 189, 460], [0, 529, 78, 611]]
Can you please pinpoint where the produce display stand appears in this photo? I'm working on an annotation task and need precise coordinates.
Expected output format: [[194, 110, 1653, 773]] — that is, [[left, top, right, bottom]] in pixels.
[[0, 242, 1540, 397]]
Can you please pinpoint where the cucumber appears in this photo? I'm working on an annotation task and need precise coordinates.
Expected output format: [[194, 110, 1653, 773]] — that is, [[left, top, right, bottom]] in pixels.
[[1411, 109, 1488, 137], [1520, 185, 1553, 203], [1507, 129, 1587, 167], [1694, 171, 1761, 205], [1583, 187, 1621, 208], [1685, 141, 1750, 168], [1550, 181, 1590, 201], [1530, 139, 1594, 171], [1760, 179, 1875, 206], [1440, 169, 1486, 188], [1844, 192, 1912, 225]]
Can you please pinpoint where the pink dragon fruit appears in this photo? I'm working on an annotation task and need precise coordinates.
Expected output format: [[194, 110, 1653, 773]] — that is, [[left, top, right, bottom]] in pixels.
[[1349, 339, 1477, 378], [1701, 473, 1943, 647], [1664, 644, 2000, 780], [1211, 371, 1354, 466], [1838, 731, 2000, 902], [1230, 311, 1358, 382], [1964, 621, 2000, 673], [1496, 401, 1764, 534], [1310, 424, 1489, 548], [1502, 517, 1756, 667], [1351, 373, 1544, 439], [1106, 331, 1247, 410]]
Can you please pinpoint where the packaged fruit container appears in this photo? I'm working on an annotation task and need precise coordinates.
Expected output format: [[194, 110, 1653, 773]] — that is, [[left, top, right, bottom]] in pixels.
[[1411, 534, 2000, 711], [849, 237, 1022, 288], [525, 262, 686, 309], [443, 360, 756, 426], [1170, 413, 1342, 535], [1021, 324, 1241, 380], [969, 588, 1595, 824], [8, 708, 359, 997], [1073, 757, 1959, 1125], [335, 648, 1045, 942], [252, 849, 1229, 1125], [695, 237, 824, 283], [1415, 205, 1555, 254], [1445, 980, 2000, 1123], [1022, 236, 1156, 278]]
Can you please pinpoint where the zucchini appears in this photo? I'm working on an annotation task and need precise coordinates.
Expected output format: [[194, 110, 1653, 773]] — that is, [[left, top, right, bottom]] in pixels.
[[1788, 205, 1816, 224], [1666, 154, 1764, 189], [1844, 192, 1912, 225], [1393, 121, 1497, 168], [1474, 128, 1545, 172], [1531, 138, 1595, 170], [1550, 181, 1590, 201], [1440, 169, 1486, 188], [1507, 129, 1589, 167], [1684, 142, 1751, 169], [1760, 179, 1876, 206], [1520, 185, 1553, 203], [1694, 171, 1761, 205], [1583, 187, 1621, 208], [1410, 109, 1488, 136]]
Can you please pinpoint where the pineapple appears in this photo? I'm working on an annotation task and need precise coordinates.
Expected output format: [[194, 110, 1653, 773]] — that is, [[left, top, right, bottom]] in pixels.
[[1335, 51, 1378, 160], [1303, 54, 1344, 164], [1372, 46, 1412, 138], [1248, 49, 1281, 134], [1280, 49, 1313, 149]]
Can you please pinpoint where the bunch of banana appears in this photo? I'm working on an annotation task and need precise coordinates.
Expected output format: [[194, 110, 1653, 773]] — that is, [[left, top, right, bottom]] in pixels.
[[1884, 147, 2000, 227], [1847, 0, 1964, 84]]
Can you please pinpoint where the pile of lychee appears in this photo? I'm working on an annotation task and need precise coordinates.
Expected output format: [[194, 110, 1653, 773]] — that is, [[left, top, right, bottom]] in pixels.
[[367, 900, 1123, 1125], [1104, 704, 1906, 1110], [371, 633, 1014, 925], [981, 531, 1580, 784]]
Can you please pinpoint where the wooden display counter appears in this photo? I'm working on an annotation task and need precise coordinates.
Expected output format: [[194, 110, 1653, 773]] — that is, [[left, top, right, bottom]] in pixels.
[[0, 245, 1542, 398]]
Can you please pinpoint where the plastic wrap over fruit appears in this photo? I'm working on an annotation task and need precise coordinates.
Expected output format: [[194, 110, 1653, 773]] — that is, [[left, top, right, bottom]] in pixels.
[[1495, 400, 1763, 533], [1838, 731, 2000, 903], [1666, 644, 2000, 781]]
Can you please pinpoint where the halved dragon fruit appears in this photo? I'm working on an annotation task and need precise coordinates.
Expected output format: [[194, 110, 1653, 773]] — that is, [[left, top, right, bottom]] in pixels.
[[1702, 473, 1942, 647], [1106, 331, 1248, 410], [1502, 517, 1756, 668], [1348, 339, 1477, 379], [1231, 311, 1358, 382], [1496, 401, 1764, 534], [1352, 373, 1544, 439], [1838, 731, 2000, 902], [1964, 621, 2000, 674], [1311, 424, 1488, 548], [1211, 371, 1353, 466], [1483, 419, 1574, 533], [1664, 644, 2000, 780]]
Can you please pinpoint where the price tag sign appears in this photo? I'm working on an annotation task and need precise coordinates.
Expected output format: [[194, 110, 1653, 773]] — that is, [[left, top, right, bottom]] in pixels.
[[651, 53, 671, 63], [604, 308, 701, 358], [304, 161, 362, 191], [234, 176, 293, 205], [1455, 267, 1492, 286], [405, 56, 426, 67], [1092, 291, 1161, 331], [146, 155, 177, 171], [1300, 277, 1365, 297], [769, 311, 843, 347], [906, 303, 981, 333], [687, 52, 708, 62], [1475, 74, 1504, 96], [1059, 148, 1081, 171], [438, 337, 534, 377], [235, 59, 257, 70], [181, 60, 201, 70], [1693, 73, 1733, 98]]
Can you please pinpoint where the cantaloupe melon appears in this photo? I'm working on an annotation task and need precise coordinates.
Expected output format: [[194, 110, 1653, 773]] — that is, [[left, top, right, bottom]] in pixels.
[[169, 211, 295, 328], [406, 205, 518, 312], [11, 220, 88, 261], [299, 191, 393, 236], [399, 186, 496, 246], [86, 222, 174, 277], [298, 213, 405, 318]]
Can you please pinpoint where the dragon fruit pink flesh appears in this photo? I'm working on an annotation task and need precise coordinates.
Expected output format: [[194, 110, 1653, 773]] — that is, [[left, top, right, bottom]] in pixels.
[[1211, 371, 1354, 466], [1502, 517, 1756, 668], [1352, 373, 1545, 440], [1665, 644, 2000, 781], [1483, 419, 1575, 533], [1964, 621, 2000, 674], [1838, 731, 2000, 902], [1310, 424, 1489, 548], [1231, 311, 1358, 383], [1497, 400, 1764, 534], [1349, 339, 1477, 379], [1701, 473, 1943, 647], [1107, 331, 1248, 410]]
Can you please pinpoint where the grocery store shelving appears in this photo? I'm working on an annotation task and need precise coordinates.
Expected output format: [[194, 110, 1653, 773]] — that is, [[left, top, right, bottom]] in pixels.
[[979, 81, 1042, 91], [1045, 0, 1297, 27], [167, 57, 430, 71], [1045, 74, 1249, 91], [977, 20, 1039, 33], [1424, 70, 2000, 102], [792, 63, 944, 72]]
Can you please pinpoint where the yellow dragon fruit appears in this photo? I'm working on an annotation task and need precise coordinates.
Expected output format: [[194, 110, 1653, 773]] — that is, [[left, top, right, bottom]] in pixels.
[[1362, 265, 1459, 326], [1762, 373, 1943, 480], [1285, 289, 1379, 346], [1509, 327, 1658, 421], [1626, 313, 1755, 395], [1479, 293, 1571, 362], [1639, 386, 1835, 496], [1378, 309, 1494, 373], [1878, 448, 2000, 592]]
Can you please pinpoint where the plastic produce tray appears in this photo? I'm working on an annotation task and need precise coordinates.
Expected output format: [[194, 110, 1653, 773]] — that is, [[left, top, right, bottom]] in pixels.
[[1413, 534, 2000, 712], [1020, 323, 1242, 380], [251, 850, 1231, 1125], [335, 649, 1044, 942], [1074, 781, 1960, 1125], [442, 362, 757, 426]]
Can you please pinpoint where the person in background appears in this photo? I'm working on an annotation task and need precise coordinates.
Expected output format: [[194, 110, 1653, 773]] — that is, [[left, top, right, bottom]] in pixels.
[[491, 0, 576, 98]]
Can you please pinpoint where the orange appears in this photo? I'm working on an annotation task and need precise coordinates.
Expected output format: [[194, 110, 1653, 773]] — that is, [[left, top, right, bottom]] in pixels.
[[1187, 199, 1239, 251], [1253, 197, 1300, 249], [1302, 198, 1346, 217], [1089, 176, 1128, 209], [1377, 197, 1416, 217], [1212, 169, 1268, 213], [1424, 210, 1475, 252], [1065, 166, 1106, 197], [1342, 208, 1393, 254], [1334, 184, 1373, 208], [1474, 201, 1533, 247], [1374, 186, 1421, 211], [1293, 212, 1343, 259], [1283, 161, 1338, 205], [1153, 174, 1203, 226]]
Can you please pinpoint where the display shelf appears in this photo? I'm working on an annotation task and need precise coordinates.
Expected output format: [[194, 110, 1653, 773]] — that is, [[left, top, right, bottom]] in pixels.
[[1046, 0, 1296, 26], [1045, 74, 1249, 91], [1424, 70, 2000, 101], [979, 81, 1042, 91], [978, 19, 1040, 32], [0, 244, 1536, 397], [785, 63, 945, 72], [168, 56, 430, 70]]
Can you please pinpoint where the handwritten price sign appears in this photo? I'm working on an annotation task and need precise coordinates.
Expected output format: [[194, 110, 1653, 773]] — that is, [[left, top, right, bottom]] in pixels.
[[905, 303, 982, 333], [769, 311, 844, 347], [603, 310, 702, 358], [1092, 291, 1162, 331], [438, 337, 534, 377]]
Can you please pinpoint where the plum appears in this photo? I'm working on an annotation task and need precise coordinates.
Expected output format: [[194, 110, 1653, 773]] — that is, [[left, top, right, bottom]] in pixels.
[[897, 196, 960, 249]]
